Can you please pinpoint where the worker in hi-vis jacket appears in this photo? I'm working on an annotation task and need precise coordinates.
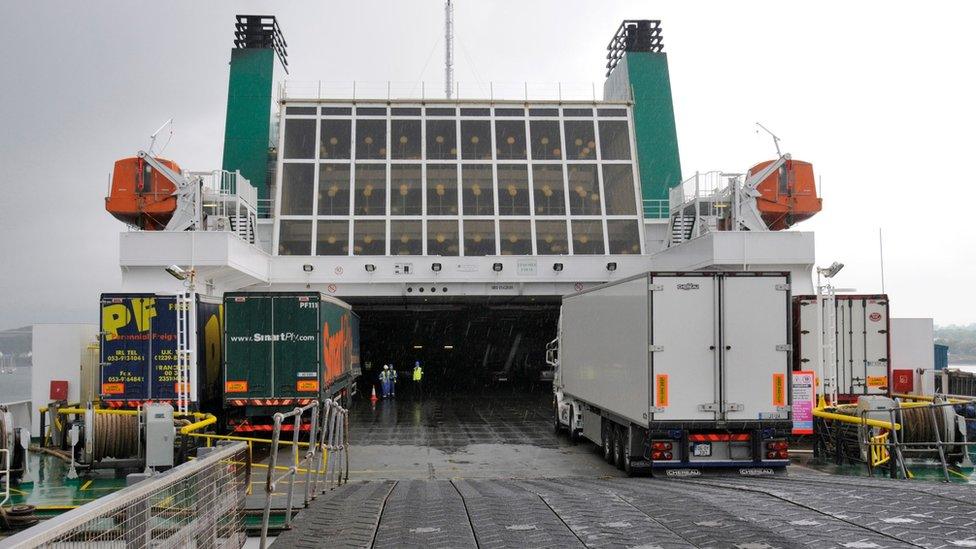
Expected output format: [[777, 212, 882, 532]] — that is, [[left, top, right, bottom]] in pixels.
[[390, 365, 398, 397], [380, 365, 391, 398], [413, 361, 423, 397]]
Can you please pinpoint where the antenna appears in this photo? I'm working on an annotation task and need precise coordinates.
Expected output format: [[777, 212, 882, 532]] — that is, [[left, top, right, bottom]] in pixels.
[[444, 0, 454, 99], [148, 118, 174, 156], [879, 227, 886, 294], [755, 122, 782, 157]]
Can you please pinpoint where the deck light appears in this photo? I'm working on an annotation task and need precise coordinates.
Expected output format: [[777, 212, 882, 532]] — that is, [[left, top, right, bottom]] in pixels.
[[492, 263, 503, 272], [606, 262, 617, 272], [165, 265, 189, 280], [553, 263, 564, 272], [302, 264, 314, 272], [365, 264, 376, 272], [431, 263, 442, 272], [818, 262, 844, 278]]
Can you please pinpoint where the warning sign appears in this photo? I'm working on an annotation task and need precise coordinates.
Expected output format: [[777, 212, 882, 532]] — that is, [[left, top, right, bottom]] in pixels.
[[297, 380, 319, 392], [772, 373, 786, 407], [866, 376, 888, 388], [791, 370, 815, 435], [655, 374, 669, 407], [102, 383, 125, 395], [225, 380, 248, 393]]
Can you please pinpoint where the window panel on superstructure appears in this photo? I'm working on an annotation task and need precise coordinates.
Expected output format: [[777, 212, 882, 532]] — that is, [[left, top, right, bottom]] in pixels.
[[280, 163, 314, 215], [598, 120, 631, 160], [564, 120, 596, 160], [461, 165, 494, 215], [319, 119, 351, 159], [356, 119, 387, 160], [571, 220, 605, 255], [426, 119, 457, 160], [354, 165, 387, 215], [283, 119, 316, 159], [499, 220, 532, 255], [535, 220, 569, 255], [279, 220, 312, 255], [316, 220, 349, 255], [607, 219, 641, 254], [532, 165, 565, 215], [391, 220, 422, 255], [529, 120, 562, 160], [461, 120, 492, 160], [494, 120, 527, 160], [463, 220, 496, 256], [353, 220, 386, 255], [390, 164, 422, 216], [391, 119, 421, 160], [567, 164, 601, 215], [318, 164, 350, 215], [497, 164, 530, 216], [426, 164, 459, 215], [427, 220, 459, 256], [602, 165, 637, 215]]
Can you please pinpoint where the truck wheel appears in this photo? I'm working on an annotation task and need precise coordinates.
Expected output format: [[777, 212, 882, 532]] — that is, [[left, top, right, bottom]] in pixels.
[[602, 423, 614, 464], [568, 405, 580, 443], [613, 425, 625, 469]]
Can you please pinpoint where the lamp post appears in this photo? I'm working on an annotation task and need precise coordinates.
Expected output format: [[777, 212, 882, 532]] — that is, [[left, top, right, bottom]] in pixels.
[[815, 262, 844, 406]]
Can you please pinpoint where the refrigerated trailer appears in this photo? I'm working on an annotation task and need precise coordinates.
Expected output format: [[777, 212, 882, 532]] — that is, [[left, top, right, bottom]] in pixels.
[[552, 272, 793, 476], [99, 293, 223, 411], [223, 291, 360, 424], [793, 294, 890, 400]]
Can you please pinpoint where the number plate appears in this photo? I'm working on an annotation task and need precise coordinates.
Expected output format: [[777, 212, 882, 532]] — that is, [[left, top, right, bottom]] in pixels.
[[692, 443, 712, 457]]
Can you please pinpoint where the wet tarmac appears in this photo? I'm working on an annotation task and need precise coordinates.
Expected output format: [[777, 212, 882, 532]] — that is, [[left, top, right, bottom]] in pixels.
[[271, 387, 976, 548], [346, 387, 621, 480]]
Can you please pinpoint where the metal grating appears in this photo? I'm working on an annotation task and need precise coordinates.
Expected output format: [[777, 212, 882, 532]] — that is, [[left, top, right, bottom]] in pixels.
[[234, 14, 289, 73], [606, 20, 664, 77]]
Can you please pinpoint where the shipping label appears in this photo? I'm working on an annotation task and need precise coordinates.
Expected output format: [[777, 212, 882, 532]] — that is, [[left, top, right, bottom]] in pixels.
[[792, 370, 815, 435]]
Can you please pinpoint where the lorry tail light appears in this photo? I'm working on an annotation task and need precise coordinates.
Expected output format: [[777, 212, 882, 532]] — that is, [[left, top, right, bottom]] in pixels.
[[652, 450, 674, 461], [766, 451, 776, 459], [766, 440, 788, 451], [663, 452, 673, 460], [777, 450, 789, 459], [652, 451, 662, 460], [652, 441, 672, 451]]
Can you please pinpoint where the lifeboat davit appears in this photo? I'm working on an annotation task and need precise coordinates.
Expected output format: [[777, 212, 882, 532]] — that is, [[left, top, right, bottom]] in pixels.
[[105, 156, 180, 230], [747, 159, 822, 230]]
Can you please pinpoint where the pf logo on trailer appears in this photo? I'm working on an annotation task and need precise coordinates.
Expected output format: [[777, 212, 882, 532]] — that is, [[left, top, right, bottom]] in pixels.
[[676, 283, 700, 291], [869, 312, 882, 322]]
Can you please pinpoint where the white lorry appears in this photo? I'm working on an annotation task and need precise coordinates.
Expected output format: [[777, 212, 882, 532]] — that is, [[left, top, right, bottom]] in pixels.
[[549, 271, 793, 476]]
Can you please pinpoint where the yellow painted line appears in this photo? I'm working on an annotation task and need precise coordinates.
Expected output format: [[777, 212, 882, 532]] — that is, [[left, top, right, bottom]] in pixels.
[[7, 487, 28, 496], [35, 505, 82, 510], [79, 480, 93, 491], [948, 469, 970, 480]]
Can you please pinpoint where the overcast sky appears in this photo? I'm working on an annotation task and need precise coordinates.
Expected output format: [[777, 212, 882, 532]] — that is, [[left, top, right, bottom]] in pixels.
[[1, 1, 973, 329]]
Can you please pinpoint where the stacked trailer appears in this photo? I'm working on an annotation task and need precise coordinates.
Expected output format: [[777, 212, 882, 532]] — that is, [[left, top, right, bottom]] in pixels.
[[99, 293, 224, 412], [793, 294, 890, 400], [222, 291, 359, 431], [553, 272, 793, 476]]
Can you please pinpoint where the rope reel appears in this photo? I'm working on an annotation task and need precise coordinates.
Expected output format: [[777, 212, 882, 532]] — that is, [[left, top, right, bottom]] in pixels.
[[92, 413, 140, 460]]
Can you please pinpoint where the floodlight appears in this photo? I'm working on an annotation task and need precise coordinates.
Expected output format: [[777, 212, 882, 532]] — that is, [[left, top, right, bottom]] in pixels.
[[552, 263, 564, 272], [165, 265, 189, 281], [606, 262, 618, 272], [819, 262, 844, 278], [431, 263, 442, 272], [365, 264, 377, 272], [302, 264, 314, 272], [492, 263, 503, 272]]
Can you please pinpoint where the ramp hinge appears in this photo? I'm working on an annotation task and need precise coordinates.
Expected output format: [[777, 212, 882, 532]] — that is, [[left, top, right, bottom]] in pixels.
[[649, 345, 664, 352], [648, 284, 663, 291], [698, 403, 719, 412], [775, 283, 791, 291], [776, 344, 792, 352]]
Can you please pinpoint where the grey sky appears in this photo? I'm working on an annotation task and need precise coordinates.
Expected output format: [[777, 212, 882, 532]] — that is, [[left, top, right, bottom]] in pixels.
[[1, 1, 973, 329]]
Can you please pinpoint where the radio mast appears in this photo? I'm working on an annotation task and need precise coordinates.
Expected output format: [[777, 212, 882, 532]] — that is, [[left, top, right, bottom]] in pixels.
[[445, 0, 454, 99]]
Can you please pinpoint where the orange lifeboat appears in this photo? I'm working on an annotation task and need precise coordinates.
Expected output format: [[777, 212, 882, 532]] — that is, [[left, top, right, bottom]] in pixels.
[[747, 159, 822, 230], [105, 156, 180, 230]]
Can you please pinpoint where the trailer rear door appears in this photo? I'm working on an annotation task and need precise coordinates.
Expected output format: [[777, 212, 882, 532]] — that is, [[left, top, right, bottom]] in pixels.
[[721, 275, 790, 421], [224, 295, 273, 400], [864, 297, 890, 393], [272, 295, 321, 398], [650, 275, 718, 421]]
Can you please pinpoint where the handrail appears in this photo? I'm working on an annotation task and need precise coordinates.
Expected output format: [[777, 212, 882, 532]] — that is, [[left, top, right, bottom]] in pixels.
[[259, 398, 349, 548], [812, 405, 901, 431]]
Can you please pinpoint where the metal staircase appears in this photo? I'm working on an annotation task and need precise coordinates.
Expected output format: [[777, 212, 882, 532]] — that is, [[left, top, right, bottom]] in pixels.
[[667, 213, 696, 246]]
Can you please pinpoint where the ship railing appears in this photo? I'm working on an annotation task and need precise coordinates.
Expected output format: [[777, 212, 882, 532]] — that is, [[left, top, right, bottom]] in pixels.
[[187, 169, 259, 243], [281, 80, 631, 103], [257, 197, 275, 219], [642, 199, 669, 220], [259, 398, 349, 549], [2, 441, 250, 548]]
